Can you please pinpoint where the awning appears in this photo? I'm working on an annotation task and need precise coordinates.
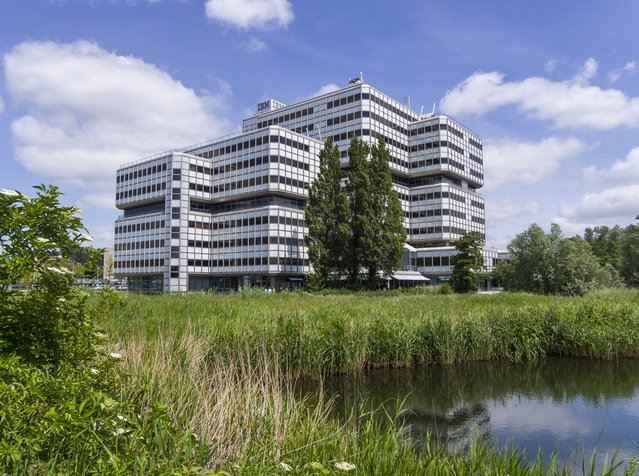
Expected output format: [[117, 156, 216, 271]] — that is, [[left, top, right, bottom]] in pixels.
[[391, 272, 430, 282]]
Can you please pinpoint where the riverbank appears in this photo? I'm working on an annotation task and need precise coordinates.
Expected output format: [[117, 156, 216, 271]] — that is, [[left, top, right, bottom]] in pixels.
[[98, 289, 639, 474]]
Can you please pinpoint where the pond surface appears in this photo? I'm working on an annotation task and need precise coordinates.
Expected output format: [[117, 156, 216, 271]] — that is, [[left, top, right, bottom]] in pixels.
[[299, 358, 639, 472]]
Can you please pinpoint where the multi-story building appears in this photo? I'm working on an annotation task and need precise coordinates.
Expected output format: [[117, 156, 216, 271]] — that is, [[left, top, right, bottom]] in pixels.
[[114, 79, 487, 292]]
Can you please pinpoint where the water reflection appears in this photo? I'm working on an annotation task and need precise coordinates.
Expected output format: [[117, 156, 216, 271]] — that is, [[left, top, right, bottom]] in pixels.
[[298, 358, 639, 469]]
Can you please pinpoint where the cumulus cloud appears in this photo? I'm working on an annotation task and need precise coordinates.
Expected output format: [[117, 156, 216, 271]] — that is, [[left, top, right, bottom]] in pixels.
[[607, 61, 636, 83], [5, 40, 232, 190], [488, 199, 541, 221], [559, 184, 639, 221], [239, 36, 269, 52], [583, 146, 639, 184], [205, 0, 293, 29], [440, 58, 639, 130], [484, 137, 588, 188]]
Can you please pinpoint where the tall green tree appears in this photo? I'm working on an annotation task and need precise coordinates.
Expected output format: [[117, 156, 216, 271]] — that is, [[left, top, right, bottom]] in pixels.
[[305, 138, 350, 286], [366, 138, 406, 286], [345, 137, 372, 287], [451, 231, 484, 293]]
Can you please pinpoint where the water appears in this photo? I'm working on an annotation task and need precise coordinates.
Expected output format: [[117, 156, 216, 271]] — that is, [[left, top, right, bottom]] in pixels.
[[300, 358, 639, 471]]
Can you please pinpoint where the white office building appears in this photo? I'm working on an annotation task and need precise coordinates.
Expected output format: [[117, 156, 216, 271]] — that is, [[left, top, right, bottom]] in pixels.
[[114, 79, 487, 292]]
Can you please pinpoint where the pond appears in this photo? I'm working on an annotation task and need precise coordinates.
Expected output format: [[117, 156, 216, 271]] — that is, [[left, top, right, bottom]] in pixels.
[[299, 358, 639, 472]]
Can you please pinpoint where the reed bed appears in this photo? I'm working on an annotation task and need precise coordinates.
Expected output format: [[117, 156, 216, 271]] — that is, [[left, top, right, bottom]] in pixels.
[[104, 289, 639, 377]]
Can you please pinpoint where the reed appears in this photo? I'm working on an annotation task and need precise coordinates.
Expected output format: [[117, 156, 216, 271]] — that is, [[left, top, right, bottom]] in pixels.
[[104, 289, 639, 377]]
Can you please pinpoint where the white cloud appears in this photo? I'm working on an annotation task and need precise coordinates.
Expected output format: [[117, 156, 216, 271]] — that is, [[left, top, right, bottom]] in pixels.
[[583, 146, 639, 184], [308, 83, 340, 98], [559, 184, 639, 221], [440, 58, 639, 130], [484, 137, 588, 188], [78, 192, 117, 210], [239, 36, 269, 52], [488, 199, 541, 221], [607, 61, 636, 83], [5, 40, 232, 189], [205, 0, 293, 29]]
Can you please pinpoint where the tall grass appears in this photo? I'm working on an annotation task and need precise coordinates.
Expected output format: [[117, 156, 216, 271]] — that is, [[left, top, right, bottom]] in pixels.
[[104, 289, 639, 377]]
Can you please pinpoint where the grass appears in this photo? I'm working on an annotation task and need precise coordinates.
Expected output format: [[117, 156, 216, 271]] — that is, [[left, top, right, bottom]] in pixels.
[[104, 288, 639, 376]]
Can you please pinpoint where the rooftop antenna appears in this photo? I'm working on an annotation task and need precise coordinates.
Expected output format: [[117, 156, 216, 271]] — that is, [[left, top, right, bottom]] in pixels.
[[316, 123, 323, 142], [420, 105, 424, 116], [431, 102, 436, 115], [359, 71, 363, 82]]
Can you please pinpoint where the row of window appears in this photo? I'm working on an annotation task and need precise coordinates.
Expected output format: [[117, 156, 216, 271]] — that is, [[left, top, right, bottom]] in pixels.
[[410, 226, 467, 236], [190, 195, 306, 215], [471, 216, 486, 224], [115, 219, 167, 235], [469, 153, 483, 165], [417, 256, 451, 267], [212, 153, 311, 176], [410, 208, 467, 219], [117, 181, 167, 200], [114, 239, 165, 251], [188, 173, 310, 196], [114, 258, 165, 269], [188, 235, 305, 249], [468, 138, 483, 150], [470, 199, 485, 210], [188, 214, 304, 231], [255, 107, 315, 129], [409, 122, 464, 139], [187, 257, 310, 268], [364, 91, 419, 122], [117, 162, 168, 184], [410, 190, 470, 204]]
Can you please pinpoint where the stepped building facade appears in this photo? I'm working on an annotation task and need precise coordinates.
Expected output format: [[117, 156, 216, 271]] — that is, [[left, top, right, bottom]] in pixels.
[[114, 80, 488, 292]]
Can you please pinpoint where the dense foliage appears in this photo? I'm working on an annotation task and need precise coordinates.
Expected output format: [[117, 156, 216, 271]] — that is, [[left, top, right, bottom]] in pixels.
[[451, 231, 484, 293], [306, 137, 405, 289], [0, 186, 208, 474], [584, 216, 639, 286], [498, 223, 622, 296]]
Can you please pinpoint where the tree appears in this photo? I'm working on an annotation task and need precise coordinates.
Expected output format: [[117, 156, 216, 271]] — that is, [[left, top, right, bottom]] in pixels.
[[450, 231, 484, 293], [504, 223, 621, 296], [366, 138, 406, 286], [305, 138, 350, 287], [506, 223, 561, 294], [551, 237, 622, 296], [345, 137, 372, 287], [0, 185, 99, 366]]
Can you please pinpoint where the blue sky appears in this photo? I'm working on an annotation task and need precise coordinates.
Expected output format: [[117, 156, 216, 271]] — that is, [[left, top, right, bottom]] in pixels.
[[2, 0, 639, 249]]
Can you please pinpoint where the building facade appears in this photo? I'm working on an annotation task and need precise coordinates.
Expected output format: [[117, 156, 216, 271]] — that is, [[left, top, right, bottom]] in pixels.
[[114, 80, 486, 291]]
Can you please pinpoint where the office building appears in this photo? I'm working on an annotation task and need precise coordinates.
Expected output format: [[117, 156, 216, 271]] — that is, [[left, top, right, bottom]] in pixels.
[[114, 79, 486, 291]]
